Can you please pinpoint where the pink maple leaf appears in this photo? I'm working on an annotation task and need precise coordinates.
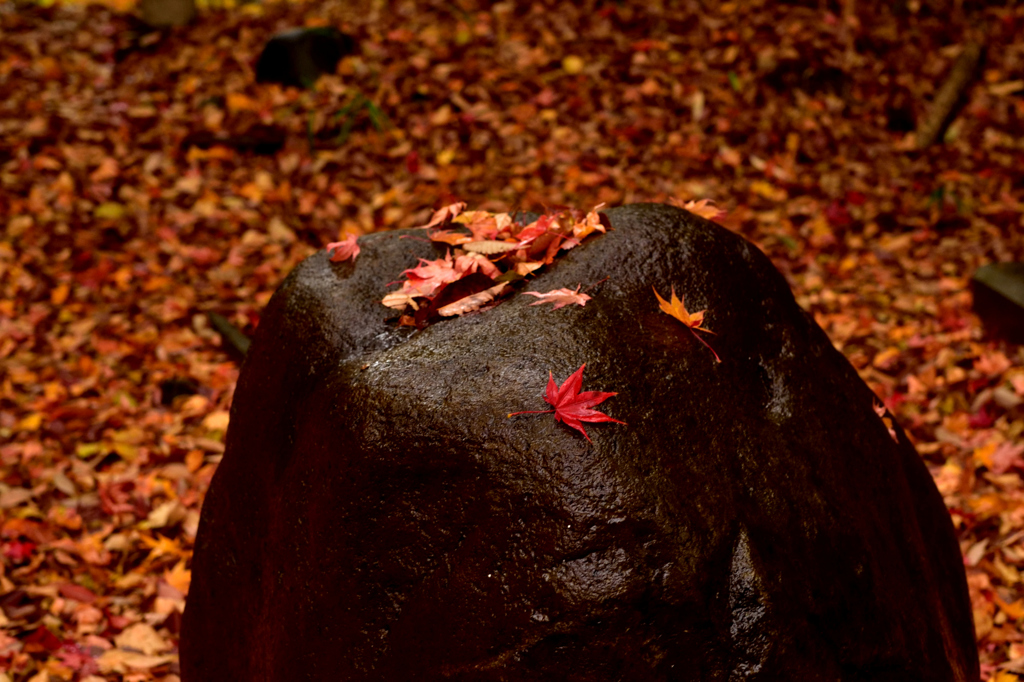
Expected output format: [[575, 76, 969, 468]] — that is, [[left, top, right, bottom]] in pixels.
[[990, 442, 1024, 475], [326, 234, 360, 262], [522, 285, 592, 310]]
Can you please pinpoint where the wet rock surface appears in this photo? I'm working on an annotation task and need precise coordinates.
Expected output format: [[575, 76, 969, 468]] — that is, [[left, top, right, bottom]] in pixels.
[[181, 203, 978, 681]]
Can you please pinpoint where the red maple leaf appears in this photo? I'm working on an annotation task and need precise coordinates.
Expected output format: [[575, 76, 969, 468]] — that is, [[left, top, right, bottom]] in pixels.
[[393, 251, 460, 300], [508, 363, 625, 442]]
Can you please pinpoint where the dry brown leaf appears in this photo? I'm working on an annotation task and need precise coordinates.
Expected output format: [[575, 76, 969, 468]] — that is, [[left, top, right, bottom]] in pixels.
[[462, 240, 518, 255], [437, 282, 508, 317], [522, 285, 592, 310], [114, 622, 171, 656], [97, 650, 176, 674]]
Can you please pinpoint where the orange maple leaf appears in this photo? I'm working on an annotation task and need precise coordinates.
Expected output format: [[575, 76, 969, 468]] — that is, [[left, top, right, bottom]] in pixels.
[[653, 286, 721, 363], [670, 198, 727, 222], [653, 286, 710, 331]]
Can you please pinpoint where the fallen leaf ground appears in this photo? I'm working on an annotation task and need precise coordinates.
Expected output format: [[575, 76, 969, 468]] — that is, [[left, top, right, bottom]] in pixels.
[[1, 0, 1023, 679]]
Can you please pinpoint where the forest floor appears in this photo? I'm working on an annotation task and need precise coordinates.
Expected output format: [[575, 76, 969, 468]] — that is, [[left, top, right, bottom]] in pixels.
[[1, 0, 1024, 679]]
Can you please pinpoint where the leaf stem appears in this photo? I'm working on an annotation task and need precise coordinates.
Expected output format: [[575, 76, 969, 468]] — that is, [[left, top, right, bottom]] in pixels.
[[689, 328, 721, 363], [508, 409, 554, 418]]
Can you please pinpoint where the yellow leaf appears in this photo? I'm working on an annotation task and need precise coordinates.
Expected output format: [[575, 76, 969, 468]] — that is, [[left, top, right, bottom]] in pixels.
[[973, 441, 998, 469], [140, 535, 184, 561], [164, 560, 192, 596], [113, 427, 146, 444], [114, 622, 170, 656], [430, 104, 452, 126], [236, 182, 263, 203], [436, 147, 456, 167], [993, 672, 1019, 682], [50, 283, 70, 305], [97, 650, 176, 674], [562, 55, 585, 74], [76, 443, 102, 458], [17, 413, 43, 432], [995, 596, 1024, 620], [112, 266, 133, 290], [202, 410, 231, 431], [933, 459, 962, 496], [968, 492, 1004, 518], [750, 180, 787, 202], [111, 441, 139, 460], [226, 93, 255, 113], [147, 501, 186, 529], [185, 449, 205, 473], [994, 555, 1021, 585], [179, 75, 201, 95], [808, 215, 833, 239], [42, 381, 65, 401], [872, 347, 901, 370], [180, 394, 210, 414], [93, 202, 125, 220], [973, 607, 993, 640], [9, 368, 39, 385]]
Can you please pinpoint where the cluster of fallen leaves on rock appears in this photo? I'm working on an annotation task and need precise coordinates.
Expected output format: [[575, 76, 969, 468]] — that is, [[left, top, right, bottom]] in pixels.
[[375, 201, 609, 326], [2, 0, 1024, 679], [368, 198, 722, 333], [361, 199, 719, 438]]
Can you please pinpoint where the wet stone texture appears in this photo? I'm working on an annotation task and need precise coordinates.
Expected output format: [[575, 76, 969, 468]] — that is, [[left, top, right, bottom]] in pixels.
[[181, 203, 978, 681]]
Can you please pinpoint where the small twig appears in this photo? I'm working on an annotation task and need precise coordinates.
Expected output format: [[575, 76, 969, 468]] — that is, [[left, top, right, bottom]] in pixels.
[[581, 277, 610, 295], [916, 42, 984, 149]]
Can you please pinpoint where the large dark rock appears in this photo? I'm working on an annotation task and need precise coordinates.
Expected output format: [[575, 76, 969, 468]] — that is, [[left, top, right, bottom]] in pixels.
[[181, 204, 977, 680]]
